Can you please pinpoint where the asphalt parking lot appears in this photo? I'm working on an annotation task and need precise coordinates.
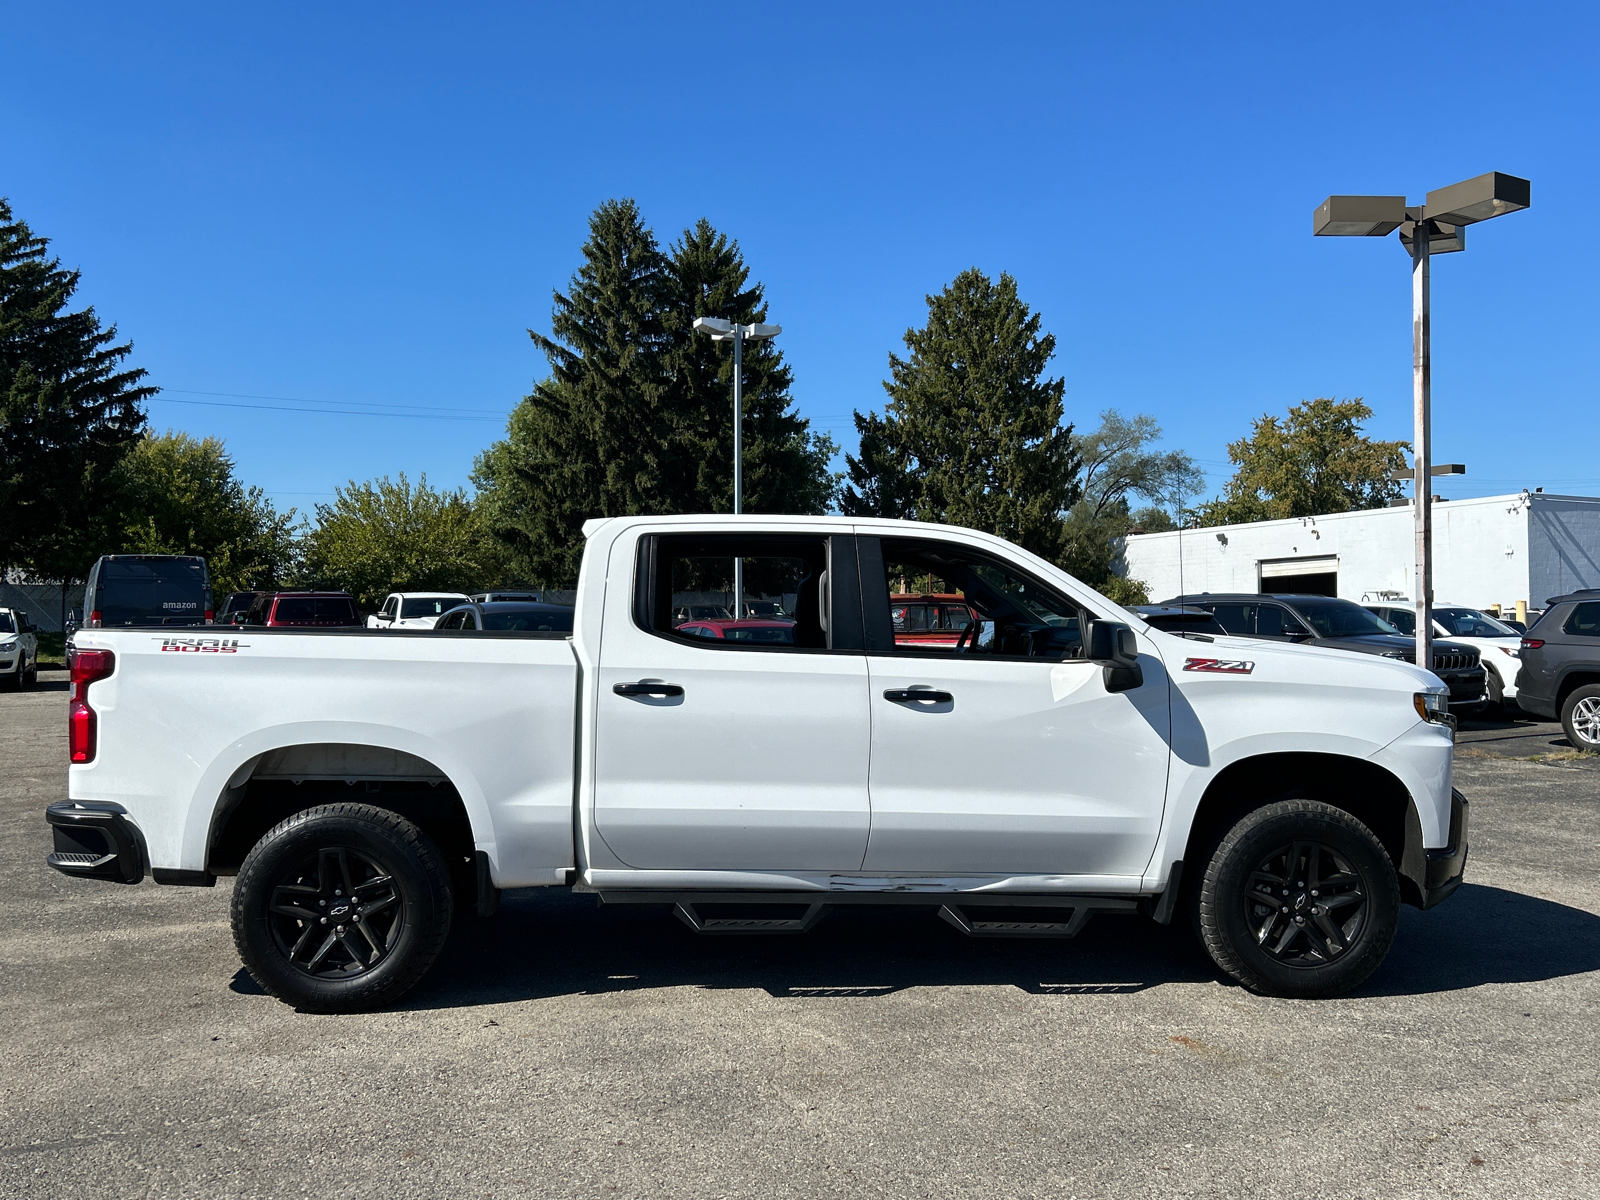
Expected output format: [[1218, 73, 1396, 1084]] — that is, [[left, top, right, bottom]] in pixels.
[[3, 672, 1597, 1199]]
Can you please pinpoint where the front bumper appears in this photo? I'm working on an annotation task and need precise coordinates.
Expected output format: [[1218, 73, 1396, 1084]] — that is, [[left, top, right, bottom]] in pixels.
[[1418, 789, 1469, 910], [1440, 666, 1488, 711], [45, 802, 147, 885]]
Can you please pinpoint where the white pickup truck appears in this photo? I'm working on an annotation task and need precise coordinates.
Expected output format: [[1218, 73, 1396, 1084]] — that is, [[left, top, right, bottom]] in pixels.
[[47, 515, 1468, 1012]]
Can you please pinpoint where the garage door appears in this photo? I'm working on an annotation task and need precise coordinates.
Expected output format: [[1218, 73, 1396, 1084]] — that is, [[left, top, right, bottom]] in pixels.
[[1259, 556, 1338, 596]]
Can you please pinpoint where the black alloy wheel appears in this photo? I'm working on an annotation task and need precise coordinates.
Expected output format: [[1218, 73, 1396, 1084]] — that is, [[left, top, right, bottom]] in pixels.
[[1241, 840, 1367, 968], [268, 847, 404, 979], [1198, 799, 1400, 999], [232, 803, 453, 1012]]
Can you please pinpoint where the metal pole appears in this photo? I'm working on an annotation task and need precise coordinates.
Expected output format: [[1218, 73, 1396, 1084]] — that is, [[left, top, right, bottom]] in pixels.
[[1411, 229, 1433, 673], [732, 327, 743, 619]]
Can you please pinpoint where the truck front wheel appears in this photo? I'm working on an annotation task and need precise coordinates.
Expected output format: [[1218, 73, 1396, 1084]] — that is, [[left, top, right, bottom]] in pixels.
[[1197, 799, 1399, 999], [231, 804, 454, 1012]]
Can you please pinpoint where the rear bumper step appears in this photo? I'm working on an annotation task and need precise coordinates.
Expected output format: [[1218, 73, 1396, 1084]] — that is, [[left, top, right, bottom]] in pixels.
[[596, 890, 1139, 938], [45, 802, 147, 885]]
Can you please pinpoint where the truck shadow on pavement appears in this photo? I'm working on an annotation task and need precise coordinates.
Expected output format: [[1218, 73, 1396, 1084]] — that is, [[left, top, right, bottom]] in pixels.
[[303, 881, 1598, 1012]]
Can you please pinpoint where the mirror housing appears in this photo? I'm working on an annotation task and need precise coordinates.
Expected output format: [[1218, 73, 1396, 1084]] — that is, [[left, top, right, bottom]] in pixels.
[[1087, 620, 1143, 693]]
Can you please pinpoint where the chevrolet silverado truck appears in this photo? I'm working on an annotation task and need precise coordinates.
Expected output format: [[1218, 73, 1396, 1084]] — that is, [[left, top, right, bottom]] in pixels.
[[46, 515, 1468, 1012]]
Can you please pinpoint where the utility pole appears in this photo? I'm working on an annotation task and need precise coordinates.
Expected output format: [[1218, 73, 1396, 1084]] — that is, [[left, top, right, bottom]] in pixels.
[[1410, 220, 1432, 671], [692, 317, 781, 619]]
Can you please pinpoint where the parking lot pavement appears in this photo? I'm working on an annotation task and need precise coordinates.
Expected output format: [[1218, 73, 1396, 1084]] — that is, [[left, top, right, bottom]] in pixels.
[[3, 676, 1598, 1200]]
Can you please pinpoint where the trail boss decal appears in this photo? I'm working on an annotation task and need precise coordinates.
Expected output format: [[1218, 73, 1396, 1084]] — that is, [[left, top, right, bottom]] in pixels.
[[158, 637, 248, 653], [1183, 657, 1254, 675]]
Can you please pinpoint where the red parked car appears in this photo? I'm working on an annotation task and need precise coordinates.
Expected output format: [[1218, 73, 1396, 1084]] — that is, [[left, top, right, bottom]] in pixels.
[[676, 618, 797, 645], [241, 592, 364, 628], [889, 593, 977, 647]]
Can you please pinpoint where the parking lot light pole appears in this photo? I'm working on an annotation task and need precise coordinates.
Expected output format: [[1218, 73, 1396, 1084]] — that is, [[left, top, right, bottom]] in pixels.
[[692, 317, 782, 617], [1313, 172, 1529, 673]]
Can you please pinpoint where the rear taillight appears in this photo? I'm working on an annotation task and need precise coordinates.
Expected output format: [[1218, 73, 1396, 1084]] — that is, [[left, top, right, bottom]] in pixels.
[[204, 610, 214, 623], [88, 610, 103, 628], [67, 648, 116, 764], [1522, 638, 1544, 651]]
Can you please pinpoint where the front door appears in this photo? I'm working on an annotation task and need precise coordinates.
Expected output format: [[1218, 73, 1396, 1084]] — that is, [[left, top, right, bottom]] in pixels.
[[592, 531, 872, 872], [859, 535, 1171, 879]]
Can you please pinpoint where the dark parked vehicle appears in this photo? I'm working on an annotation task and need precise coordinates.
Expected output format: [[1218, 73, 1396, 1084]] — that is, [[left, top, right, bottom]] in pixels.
[[83, 555, 211, 628], [1164, 592, 1488, 712], [219, 592, 262, 625], [1129, 604, 1229, 637], [1514, 589, 1600, 751], [435, 601, 575, 633], [241, 592, 363, 629]]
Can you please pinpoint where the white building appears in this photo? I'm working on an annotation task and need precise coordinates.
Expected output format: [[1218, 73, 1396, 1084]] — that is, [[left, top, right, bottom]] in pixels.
[[1118, 492, 1600, 612]]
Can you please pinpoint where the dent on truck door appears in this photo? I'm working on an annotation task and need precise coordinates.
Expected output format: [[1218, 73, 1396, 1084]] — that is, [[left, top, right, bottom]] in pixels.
[[592, 532, 872, 872]]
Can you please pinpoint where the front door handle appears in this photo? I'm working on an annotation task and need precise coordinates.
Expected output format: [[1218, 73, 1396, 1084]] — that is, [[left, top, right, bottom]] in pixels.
[[883, 688, 953, 705], [614, 681, 684, 698]]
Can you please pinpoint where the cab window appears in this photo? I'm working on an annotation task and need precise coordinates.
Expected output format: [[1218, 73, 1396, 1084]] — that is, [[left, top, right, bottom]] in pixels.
[[641, 534, 836, 650]]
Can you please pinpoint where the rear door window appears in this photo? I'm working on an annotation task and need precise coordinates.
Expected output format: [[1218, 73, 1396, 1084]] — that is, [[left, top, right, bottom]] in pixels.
[[1567, 603, 1600, 636], [1206, 604, 1254, 635], [643, 534, 835, 651]]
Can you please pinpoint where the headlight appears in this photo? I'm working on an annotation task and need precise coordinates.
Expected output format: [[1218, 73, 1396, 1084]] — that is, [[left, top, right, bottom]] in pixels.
[[0, 639, 16, 651], [1414, 691, 1456, 733], [1383, 650, 1412, 661], [1498, 646, 1520, 658]]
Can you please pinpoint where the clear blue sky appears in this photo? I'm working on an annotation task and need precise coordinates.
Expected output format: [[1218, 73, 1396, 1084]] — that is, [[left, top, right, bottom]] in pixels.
[[4, 3, 1594, 518]]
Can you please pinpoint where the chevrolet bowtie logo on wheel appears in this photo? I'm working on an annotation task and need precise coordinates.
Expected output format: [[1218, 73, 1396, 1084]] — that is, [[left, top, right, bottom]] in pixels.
[[1183, 657, 1255, 674]]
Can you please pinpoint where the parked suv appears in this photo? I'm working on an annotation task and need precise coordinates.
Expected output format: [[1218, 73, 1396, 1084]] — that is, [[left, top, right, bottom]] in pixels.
[[83, 554, 211, 628], [242, 592, 363, 628], [1364, 602, 1524, 710], [0, 607, 40, 690], [1514, 589, 1600, 751], [1165, 593, 1488, 712]]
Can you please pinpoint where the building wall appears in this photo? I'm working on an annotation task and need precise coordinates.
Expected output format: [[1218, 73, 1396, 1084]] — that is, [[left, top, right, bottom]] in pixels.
[[1118, 493, 1558, 610], [1528, 495, 1600, 603]]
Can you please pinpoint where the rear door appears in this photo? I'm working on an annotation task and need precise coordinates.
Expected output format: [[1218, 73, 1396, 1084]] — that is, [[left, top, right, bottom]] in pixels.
[[591, 531, 872, 872]]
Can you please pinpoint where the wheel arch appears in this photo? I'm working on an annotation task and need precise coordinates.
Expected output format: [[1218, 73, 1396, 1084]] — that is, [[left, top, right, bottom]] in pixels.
[[1178, 751, 1432, 908], [185, 725, 495, 882], [1555, 669, 1600, 709]]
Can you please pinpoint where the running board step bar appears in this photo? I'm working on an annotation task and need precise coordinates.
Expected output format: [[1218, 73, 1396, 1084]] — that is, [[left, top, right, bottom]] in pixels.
[[594, 890, 1138, 937]]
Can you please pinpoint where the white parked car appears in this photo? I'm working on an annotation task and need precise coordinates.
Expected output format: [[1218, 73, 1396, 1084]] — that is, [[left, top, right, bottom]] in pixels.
[[0, 607, 40, 690], [367, 592, 471, 630], [49, 515, 1468, 1012], [1363, 602, 1524, 708]]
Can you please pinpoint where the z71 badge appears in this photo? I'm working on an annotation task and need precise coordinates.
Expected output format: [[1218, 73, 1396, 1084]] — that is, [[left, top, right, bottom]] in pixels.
[[1183, 657, 1254, 674], [158, 637, 249, 653]]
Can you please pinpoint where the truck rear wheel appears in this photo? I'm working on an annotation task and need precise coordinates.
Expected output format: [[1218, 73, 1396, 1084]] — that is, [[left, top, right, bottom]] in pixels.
[[231, 803, 453, 1012], [1197, 799, 1399, 999]]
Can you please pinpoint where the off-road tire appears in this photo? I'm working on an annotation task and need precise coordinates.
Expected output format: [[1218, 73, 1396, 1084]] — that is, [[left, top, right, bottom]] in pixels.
[[1197, 799, 1399, 999], [232, 803, 453, 1013], [1561, 684, 1600, 753]]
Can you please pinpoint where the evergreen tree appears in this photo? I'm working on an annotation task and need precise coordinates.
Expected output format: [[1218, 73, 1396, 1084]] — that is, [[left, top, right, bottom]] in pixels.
[[664, 219, 836, 517], [0, 198, 151, 584], [477, 199, 675, 585], [840, 269, 1080, 562]]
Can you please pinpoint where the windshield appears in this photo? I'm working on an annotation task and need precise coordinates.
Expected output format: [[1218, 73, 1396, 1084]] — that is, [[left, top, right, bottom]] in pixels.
[[94, 558, 210, 626], [274, 597, 360, 624], [400, 596, 462, 618], [481, 608, 574, 632], [0, 614, 13, 633], [1291, 600, 1401, 638], [1435, 607, 1519, 638]]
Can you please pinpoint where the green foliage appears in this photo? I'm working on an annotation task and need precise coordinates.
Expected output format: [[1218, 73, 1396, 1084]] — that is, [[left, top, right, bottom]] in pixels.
[[840, 269, 1081, 563], [115, 431, 299, 595], [476, 201, 836, 587], [302, 474, 489, 608], [1099, 574, 1150, 607], [0, 197, 151, 584], [1129, 506, 1177, 533], [1200, 398, 1408, 526]]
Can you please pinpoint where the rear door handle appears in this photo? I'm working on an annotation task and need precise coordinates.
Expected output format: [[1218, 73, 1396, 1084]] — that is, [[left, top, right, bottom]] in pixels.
[[883, 688, 953, 704], [614, 681, 684, 698]]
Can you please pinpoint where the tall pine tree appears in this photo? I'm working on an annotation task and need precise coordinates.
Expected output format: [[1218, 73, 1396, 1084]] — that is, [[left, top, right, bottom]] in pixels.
[[477, 204, 837, 586], [664, 218, 835, 517], [840, 269, 1080, 563], [0, 198, 151, 584], [475, 199, 675, 585]]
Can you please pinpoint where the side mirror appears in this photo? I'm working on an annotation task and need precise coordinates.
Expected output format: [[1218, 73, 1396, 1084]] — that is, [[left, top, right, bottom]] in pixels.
[[1087, 620, 1143, 693]]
